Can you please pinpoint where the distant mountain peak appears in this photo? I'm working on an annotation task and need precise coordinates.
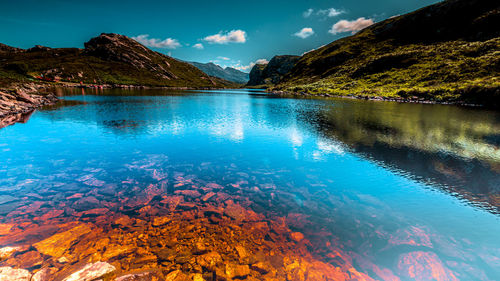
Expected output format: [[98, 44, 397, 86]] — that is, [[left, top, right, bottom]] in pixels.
[[189, 62, 249, 84]]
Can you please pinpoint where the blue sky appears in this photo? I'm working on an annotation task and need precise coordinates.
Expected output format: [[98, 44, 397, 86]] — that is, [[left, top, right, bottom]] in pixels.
[[0, 0, 439, 72]]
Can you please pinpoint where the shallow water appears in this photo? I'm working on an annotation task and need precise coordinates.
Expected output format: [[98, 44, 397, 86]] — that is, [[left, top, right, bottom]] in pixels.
[[0, 88, 499, 280]]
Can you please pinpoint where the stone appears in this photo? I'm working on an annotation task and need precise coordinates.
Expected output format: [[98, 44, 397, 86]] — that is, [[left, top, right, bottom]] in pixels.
[[13, 250, 43, 268], [0, 266, 31, 281], [192, 273, 205, 281], [165, 270, 190, 281], [201, 192, 216, 201], [398, 251, 458, 281], [115, 271, 157, 281], [62, 261, 116, 281], [174, 190, 201, 198], [251, 261, 273, 274], [152, 216, 171, 226], [290, 232, 304, 242], [197, 252, 222, 271], [32, 268, 54, 281], [225, 263, 250, 279], [0, 246, 20, 260], [34, 224, 92, 257], [0, 224, 13, 236], [235, 245, 250, 259]]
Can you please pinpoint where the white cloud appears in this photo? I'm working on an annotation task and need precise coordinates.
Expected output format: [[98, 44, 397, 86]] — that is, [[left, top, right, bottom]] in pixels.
[[329, 17, 374, 35], [193, 43, 204, 50], [203, 30, 247, 44], [132, 34, 181, 49], [217, 56, 230, 61], [303, 8, 314, 18], [317, 8, 345, 17], [231, 58, 269, 72], [294, 27, 314, 39]]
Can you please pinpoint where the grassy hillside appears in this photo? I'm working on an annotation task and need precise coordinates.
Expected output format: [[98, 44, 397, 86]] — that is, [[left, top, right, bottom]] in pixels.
[[272, 0, 500, 107], [0, 33, 236, 88]]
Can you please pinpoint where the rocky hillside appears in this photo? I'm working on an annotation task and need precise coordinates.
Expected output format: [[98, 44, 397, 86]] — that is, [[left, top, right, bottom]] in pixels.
[[273, 0, 500, 107], [246, 55, 300, 86], [0, 33, 236, 88], [189, 62, 249, 84]]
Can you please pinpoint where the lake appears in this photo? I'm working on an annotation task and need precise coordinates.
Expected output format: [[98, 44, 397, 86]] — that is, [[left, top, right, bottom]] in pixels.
[[0, 88, 499, 280]]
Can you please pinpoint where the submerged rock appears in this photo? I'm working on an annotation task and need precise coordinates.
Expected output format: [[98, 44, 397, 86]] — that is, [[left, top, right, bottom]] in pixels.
[[34, 224, 93, 257], [0, 246, 21, 260], [0, 266, 31, 281], [164, 270, 190, 281], [62, 261, 116, 281], [225, 263, 250, 279]]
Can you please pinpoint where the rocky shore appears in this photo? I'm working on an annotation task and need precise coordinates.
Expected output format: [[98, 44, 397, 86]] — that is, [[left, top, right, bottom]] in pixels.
[[267, 90, 485, 107], [0, 84, 58, 128]]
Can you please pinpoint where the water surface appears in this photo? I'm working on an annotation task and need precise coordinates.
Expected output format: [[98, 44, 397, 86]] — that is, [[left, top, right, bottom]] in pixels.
[[0, 88, 499, 280]]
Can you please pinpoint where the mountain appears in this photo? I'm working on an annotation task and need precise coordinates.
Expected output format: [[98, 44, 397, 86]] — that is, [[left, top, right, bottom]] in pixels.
[[189, 62, 248, 84], [246, 55, 300, 86], [0, 33, 236, 88], [273, 0, 500, 107]]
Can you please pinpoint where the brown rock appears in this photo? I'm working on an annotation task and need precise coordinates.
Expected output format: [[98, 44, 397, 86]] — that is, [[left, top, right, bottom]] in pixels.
[[0, 224, 13, 236], [115, 271, 158, 281], [290, 232, 304, 242], [251, 261, 273, 274], [235, 245, 250, 259], [197, 252, 222, 271], [202, 192, 216, 201], [174, 190, 201, 198], [165, 270, 190, 281], [13, 251, 43, 268], [32, 268, 56, 281], [34, 224, 92, 258], [225, 263, 250, 279], [191, 273, 205, 281], [152, 216, 171, 226]]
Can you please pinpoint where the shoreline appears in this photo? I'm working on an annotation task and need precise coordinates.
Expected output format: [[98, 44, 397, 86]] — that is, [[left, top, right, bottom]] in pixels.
[[0, 84, 59, 128], [266, 90, 486, 108]]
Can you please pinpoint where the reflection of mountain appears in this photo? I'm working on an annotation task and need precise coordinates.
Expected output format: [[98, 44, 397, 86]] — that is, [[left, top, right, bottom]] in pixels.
[[314, 99, 500, 213]]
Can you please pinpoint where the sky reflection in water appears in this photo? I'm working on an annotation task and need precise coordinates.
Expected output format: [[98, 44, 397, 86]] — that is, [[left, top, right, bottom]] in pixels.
[[0, 88, 499, 280]]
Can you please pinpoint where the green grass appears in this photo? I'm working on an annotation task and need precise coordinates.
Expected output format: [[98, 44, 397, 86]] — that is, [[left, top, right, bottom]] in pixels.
[[273, 37, 499, 106], [0, 46, 238, 89]]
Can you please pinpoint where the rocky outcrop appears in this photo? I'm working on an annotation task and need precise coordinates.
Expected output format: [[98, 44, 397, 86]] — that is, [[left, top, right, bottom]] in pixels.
[[84, 33, 178, 80], [246, 55, 300, 86], [0, 43, 22, 53], [0, 84, 58, 128], [247, 63, 267, 86], [0, 33, 236, 88], [189, 62, 249, 84]]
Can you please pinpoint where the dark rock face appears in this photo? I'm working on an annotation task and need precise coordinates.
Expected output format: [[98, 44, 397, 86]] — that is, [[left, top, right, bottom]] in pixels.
[[247, 64, 267, 86], [189, 62, 249, 84], [246, 55, 300, 86], [367, 0, 500, 43]]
